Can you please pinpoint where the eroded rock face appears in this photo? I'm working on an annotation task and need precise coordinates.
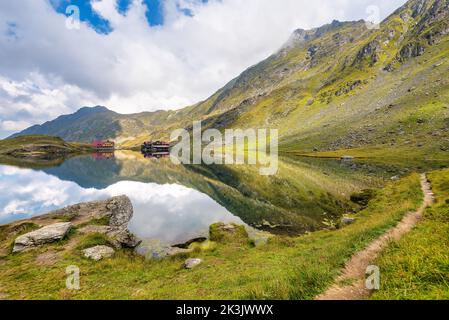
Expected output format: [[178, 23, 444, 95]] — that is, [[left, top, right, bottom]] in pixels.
[[398, 42, 425, 61], [83, 245, 115, 261], [13, 222, 72, 253]]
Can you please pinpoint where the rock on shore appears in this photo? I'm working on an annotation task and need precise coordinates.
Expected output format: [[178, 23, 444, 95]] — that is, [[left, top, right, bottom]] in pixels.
[[13, 222, 72, 253], [11, 195, 141, 253]]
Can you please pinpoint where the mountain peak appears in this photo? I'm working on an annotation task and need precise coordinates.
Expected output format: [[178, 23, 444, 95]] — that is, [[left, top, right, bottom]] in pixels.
[[284, 20, 362, 49], [75, 106, 112, 114]]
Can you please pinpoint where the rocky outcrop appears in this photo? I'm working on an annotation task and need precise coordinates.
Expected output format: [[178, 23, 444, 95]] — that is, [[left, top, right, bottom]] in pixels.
[[353, 40, 380, 66], [398, 42, 425, 61], [83, 245, 115, 261], [335, 80, 363, 97], [63, 195, 140, 249], [13, 222, 72, 253], [12, 195, 141, 254]]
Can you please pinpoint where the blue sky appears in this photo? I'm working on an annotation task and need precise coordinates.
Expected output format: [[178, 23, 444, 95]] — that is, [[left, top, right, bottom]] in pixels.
[[50, 0, 207, 32]]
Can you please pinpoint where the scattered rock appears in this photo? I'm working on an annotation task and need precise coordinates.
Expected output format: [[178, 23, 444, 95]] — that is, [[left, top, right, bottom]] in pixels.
[[13, 222, 72, 253], [391, 176, 400, 181], [83, 245, 115, 261], [184, 258, 202, 269], [341, 217, 356, 226], [341, 155, 354, 161]]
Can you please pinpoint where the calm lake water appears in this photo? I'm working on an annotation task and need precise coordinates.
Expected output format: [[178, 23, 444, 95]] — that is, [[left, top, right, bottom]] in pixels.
[[1, 150, 441, 245]]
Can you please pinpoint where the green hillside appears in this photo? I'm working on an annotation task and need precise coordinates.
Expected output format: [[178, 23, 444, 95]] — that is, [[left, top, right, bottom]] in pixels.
[[0, 135, 92, 166]]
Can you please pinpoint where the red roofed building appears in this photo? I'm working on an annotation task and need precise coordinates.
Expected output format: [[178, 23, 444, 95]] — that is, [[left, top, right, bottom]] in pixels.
[[92, 140, 115, 151]]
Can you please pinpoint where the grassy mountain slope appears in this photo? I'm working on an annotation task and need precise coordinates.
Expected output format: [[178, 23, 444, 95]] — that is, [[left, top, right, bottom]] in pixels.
[[0, 135, 91, 157], [10, 0, 449, 156]]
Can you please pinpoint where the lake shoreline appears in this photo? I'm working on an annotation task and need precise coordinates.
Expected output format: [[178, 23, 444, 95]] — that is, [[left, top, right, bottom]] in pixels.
[[1, 170, 444, 299]]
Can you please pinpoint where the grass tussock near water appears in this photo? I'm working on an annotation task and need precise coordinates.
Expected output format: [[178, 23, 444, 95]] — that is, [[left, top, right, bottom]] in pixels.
[[371, 168, 449, 300]]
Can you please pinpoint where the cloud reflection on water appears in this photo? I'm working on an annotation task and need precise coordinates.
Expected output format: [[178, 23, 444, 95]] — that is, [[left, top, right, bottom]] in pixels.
[[0, 164, 242, 244]]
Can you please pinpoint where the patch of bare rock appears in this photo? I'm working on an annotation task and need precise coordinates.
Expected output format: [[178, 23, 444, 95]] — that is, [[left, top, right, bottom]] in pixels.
[[83, 245, 115, 261]]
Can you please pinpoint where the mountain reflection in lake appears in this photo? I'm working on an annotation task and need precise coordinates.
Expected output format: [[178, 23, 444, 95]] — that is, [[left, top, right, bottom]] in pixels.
[[0, 150, 417, 244], [0, 166, 242, 245]]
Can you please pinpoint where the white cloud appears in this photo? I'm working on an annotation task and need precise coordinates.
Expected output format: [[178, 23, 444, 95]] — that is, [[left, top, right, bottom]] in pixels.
[[0, 120, 31, 131], [0, 0, 407, 137]]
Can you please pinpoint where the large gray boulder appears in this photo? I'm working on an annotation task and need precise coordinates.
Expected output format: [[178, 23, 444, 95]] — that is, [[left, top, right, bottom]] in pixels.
[[13, 222, 72, 253]]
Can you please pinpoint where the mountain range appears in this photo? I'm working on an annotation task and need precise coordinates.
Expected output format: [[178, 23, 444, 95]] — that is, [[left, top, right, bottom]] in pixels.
[[10, 0, 449, 155]]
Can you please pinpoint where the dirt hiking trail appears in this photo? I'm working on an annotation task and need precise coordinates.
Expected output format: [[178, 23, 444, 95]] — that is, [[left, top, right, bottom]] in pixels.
[[316, 174, 434, 300]]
